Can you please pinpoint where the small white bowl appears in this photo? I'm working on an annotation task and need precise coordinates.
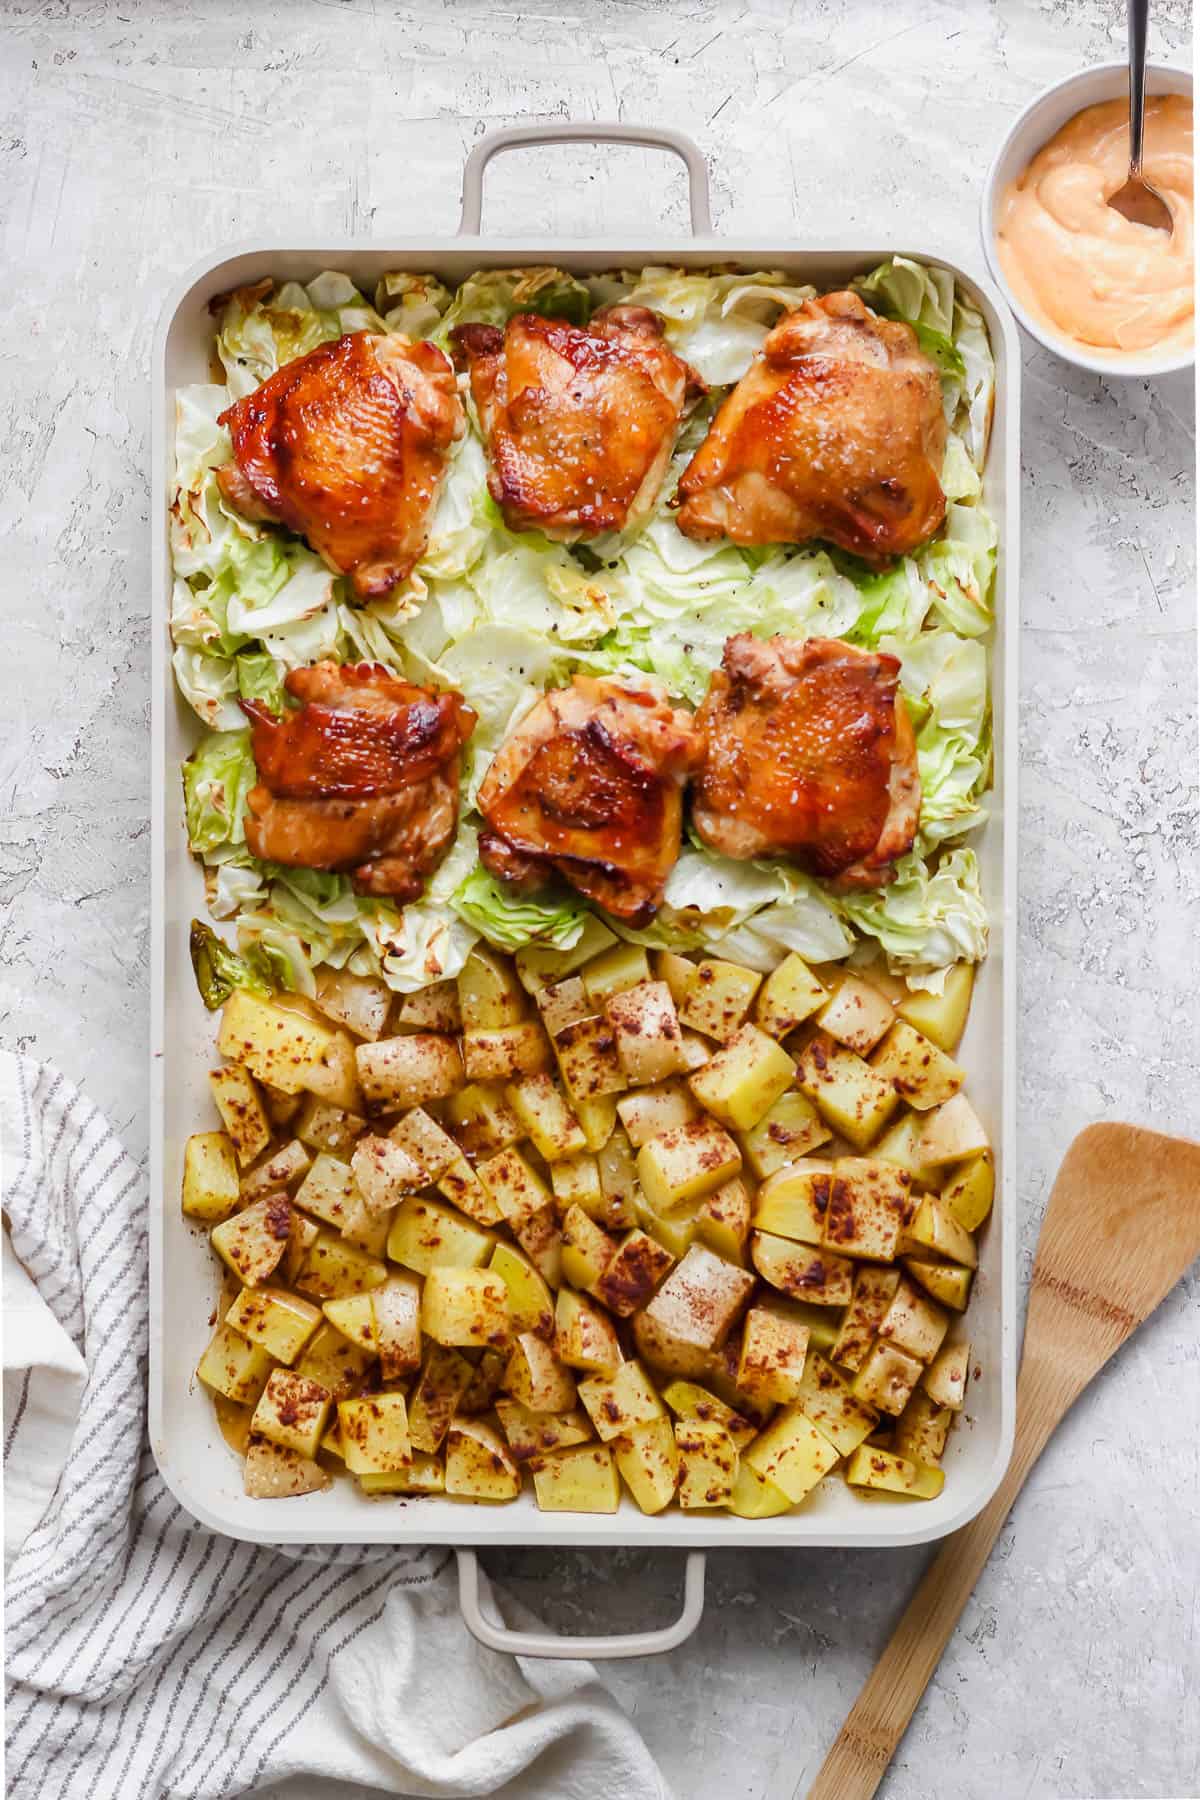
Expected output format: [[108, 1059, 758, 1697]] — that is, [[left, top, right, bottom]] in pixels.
[[981, 60, 1194, 377]]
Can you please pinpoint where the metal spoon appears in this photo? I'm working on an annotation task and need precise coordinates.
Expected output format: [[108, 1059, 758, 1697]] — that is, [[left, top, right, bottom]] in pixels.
[[1108, 0, 1173, 232]]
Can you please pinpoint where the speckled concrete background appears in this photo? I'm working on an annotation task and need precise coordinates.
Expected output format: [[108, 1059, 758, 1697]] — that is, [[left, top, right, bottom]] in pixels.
[[2, 1, 1196, 1796]]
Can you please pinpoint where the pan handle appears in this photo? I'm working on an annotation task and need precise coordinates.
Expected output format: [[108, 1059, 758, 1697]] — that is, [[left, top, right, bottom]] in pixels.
[[455, 1546, 707, 1659], [458, 122, 712, 235]]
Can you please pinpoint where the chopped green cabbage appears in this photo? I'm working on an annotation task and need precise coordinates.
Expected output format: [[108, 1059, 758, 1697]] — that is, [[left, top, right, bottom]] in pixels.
[[451, 865, 589, 953], [434, 267, 590, 348], [182, 730, 255, 854], [606, 267, 819, 384]]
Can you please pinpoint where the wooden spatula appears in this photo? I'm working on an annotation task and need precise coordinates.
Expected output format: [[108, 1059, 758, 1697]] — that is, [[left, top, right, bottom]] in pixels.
[[808, 1122, 1200, 1800]]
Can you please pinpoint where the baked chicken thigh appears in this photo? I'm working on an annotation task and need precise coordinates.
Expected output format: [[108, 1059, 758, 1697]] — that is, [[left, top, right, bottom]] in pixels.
[[241, 662, 476, 899], [218, 332, 464, 598], [476, 675, 704, 923], [692, 635, 920, 889], [675, 292, 946, 565], [451, 306, 702, 538]]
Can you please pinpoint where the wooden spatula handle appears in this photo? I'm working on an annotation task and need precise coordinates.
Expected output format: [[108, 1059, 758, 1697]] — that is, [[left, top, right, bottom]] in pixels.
[[807, 1371, 1063, 1800]]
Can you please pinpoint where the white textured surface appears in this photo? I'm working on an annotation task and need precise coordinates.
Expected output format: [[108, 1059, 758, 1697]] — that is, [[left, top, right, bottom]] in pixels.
[[1, 2, 1196, 1797]]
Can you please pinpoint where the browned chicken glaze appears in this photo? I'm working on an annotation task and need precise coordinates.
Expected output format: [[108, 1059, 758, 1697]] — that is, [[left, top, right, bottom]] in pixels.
[[692, 635, 920, 889], [451, 306, 702, 538], [675, 292, 947, 565], [217, 332, 464, 598], [476, 676, 705, 924], [241, 662, 476, 899]]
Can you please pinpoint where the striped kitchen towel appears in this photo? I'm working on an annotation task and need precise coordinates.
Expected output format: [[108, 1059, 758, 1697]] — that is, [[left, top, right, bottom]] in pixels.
[[2, 1054, 672, 1800]]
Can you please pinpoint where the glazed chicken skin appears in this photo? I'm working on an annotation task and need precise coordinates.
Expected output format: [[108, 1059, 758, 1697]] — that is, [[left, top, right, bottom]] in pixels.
[[451, 306, 702, 538], [241, 662, 476, 900], [675, 292, 946, 565], [476, 676, 704, 924], [217, 332, 464, 599], [692, 635, 920, 889]]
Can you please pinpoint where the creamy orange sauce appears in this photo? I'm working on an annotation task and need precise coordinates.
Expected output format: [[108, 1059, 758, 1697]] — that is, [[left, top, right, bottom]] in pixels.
[[998, 93, 1193, 359]]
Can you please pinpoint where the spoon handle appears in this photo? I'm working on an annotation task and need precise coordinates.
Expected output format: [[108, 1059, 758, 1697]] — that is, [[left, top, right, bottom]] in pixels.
[[1128, 0, 1150, 174]]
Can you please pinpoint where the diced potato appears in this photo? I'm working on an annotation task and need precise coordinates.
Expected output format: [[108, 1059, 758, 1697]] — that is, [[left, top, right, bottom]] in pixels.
[[898, 961, 975, 1052], [561, 1204, 618, 1293], [632, 1189, 699, 1263], [326, 1190, 391, 1258], [294, 1096, 366, 1158], [739, 1091, 831, 1178], [476, 1147, 553, 1230], [661, 1379, 757, 1450], [300, 1029, 363, 1113], [581, 942, 651, 1005], [459, 1348, 508, 1416], [903, 1257, 974, 1311], [815, 975, 896, 1054], [554, 1014, 627, 1104], [239, 1138, 312, 1203], [851, 1341, 924, 1416], [795, 1351, 878, 1455], [182, 1131, 241, 1223], [753, 1162, 832, 1246], [292, 1152, 358, 1231], [408, 1345, 474, 1453], [251, 1369, 331, 1459], [679, 958, 762, 1041], [338, 1393, 411, 1475], [533, 1444, 620, 1512], [555, 1288, 622, 1374], [295, 1320, 375, 1400], [387, 1196, 493, 1274], [878, 1278, 950, 1363], [688, 1024, 796, 1132], [654, 950, 698, 1009], [506, 1072, 587, 1161], [437, 1157, 503, 1227], [496, 1400, 593, 1462], [359, 1453, 446, 1496], [538, 975, 591, 1038], [901, 1194, 979, 1269], [445, 1418, 522, 1501], [244, 1437, 330, 1498], [574, 1094, 618, 1153], [872, 1112, 941, 1189], [913, 1094, 989, 1168], [226, 1286, 323, 1365], [614, 1417, 679, 1514], [637, 1117, 742, 1214], [751, 1233, 854, 1308], [208, 1065, 272, 1168], [702, 1339, 778, 1430], [218, 990, 337, 1096], [395, 979, 462, 1034], [422, 1267, 509, 1348], [514, 1205, 563, 1288], [370, 1275, 423, 1379], [211, 1194, 292, 1289], [845, 1445, 925, 1495], [617, 1079, 700, 1147], [463, 1022, 553, 1084], [388, 1107, 459, 1184], [675, 1419, 737, 1508], [694, 1178, 751, 1266], [489, 1242, 555, 1338], [678, 1030, 713, 1072], [744, 1407, 840, 1504], [753, 953, 827, 1039], [606, 981, 688, 1085], [350, 1135, 423, 1217], [514, 916, 617, 994], [941, 1151, 995, 1231], [356, 1034, 463, 1113], [632, 1244, 754, 1378], [794, 1033, 899, 1150], [823, 1157, 915, 1261], [593, 1228, 675, 1316], [313, 967, 392, 1041], [261, 1083, 302, 1129], [738, 1306, 810, 1405], [293, 1232, 387, 1300], [197, 1321, 276, 1402], [870, 1022, 964, 1113], [894, 1390, 952, 1464], [923, 1340, 972, 1410], [443, 1083, 523, 1158], [504, 1331, 578, 1411], [598, 1128, 639, 1208], [283, 1211, 320, 1285], [728, 1462, 793, 1518], [550, 1152, 603, 1215], [832, 1265, 901, 1371], [457, 946, 526, 1030], [577, 1361, 663, 1444]]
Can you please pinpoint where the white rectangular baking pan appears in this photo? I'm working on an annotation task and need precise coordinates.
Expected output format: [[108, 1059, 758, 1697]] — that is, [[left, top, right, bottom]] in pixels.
[[150, 124, 1019, 1658]]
